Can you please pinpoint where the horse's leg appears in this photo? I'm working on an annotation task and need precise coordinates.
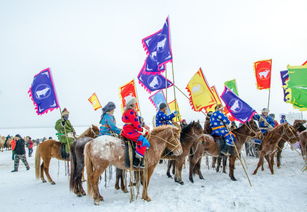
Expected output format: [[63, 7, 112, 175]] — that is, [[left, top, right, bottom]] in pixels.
[[216, 156, 222, 172], [142, 164, 157, 201], [212, 157, 217, 168], [270, 153, 275, 175], [172, 160, 175, 175], [166, 160, 173, 178], [229, 156, 237, 181], [196, 158, 204, 180], [115, 168, 121, 190], [222, 156, 227, 174], [189, 156, 196, 183], [174, 159, 184, 185], [253, 153, 265, 175], [92, 165, 107, 205], [40, 162, 47, 183], [121, 170, 128, 193], [42, 157, 55, 184]]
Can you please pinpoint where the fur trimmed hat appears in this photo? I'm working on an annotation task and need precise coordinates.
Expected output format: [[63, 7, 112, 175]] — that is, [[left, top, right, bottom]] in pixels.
[[61, 108, 70, 116]]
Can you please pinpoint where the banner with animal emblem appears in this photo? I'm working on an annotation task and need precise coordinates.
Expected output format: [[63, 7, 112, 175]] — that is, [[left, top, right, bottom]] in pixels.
[[224, 79, 239, 96], [28, 68, 59, 115], [186, 68, 215, 111], [142, 17, 172, 74], [168, 99, 181, 122], [137, 62, 173, 93], [287, 65, 307, 109], [221, 86, 256, 123], [254, 59, 272, 90], [280, 70, 291, 103], [119, 80, 140, 111], [88, 93, 102, 111], [205, 86, 222, 113], [149, 90, 170, 113]]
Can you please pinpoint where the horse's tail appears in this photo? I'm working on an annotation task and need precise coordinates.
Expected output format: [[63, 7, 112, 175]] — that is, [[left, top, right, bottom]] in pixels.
[[84, 142, 94, 197], [35, 145, 41, 179], [69, 142, 77, 192]]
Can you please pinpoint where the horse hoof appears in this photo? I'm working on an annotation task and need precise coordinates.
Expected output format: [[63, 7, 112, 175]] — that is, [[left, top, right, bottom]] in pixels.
[[122, 189, 128, 193], [77, 194, 82, 197], [230, 177, 237, 181], [42, 180, 47, 183], [200, 177, 205, 180], [223, 171, 227, 174], [143, 196, 152, 202], [99, 196, 104, 201], [94, 200, 100, 205], [189, 178, 194, 183], [115, 185, 120, 190], [51, 182, 56, 185], [167, 173, 172, 178]]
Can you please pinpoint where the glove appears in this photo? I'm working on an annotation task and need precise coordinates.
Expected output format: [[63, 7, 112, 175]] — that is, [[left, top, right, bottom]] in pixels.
[[142, 138, 151, 148], [141, 129, 149, 136], [173, 111, 179, 116]]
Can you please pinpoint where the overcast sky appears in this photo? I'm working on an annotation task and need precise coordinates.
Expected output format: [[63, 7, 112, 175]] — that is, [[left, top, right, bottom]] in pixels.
[[0, 0, 306, 130]]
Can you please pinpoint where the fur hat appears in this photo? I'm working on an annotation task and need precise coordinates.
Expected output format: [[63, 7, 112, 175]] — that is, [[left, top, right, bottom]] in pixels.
[[262, 108, 269, 113], [215, 104, 223, 111], [159, 103, 167, 110], [61, 108, 69, 116], [125, 96, 137, 110], [102, 102, 116, 114]]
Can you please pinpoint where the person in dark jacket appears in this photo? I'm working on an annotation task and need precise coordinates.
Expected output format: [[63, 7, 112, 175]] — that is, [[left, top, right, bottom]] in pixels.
[[11, 134, 30, 172]]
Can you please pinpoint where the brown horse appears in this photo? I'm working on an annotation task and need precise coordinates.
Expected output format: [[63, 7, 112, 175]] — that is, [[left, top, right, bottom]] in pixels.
[[189, 120, 260, 182], [253, 123, 299, 175], [0, 136, 5, 152], [164, 121, 204, 185], [35, 125, 99, 184], [84, 125, 182, 205]]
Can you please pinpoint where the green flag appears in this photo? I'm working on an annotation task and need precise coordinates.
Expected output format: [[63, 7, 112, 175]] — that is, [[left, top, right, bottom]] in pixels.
[[224, 79, 239, 96], [287, 65, 307, 109]]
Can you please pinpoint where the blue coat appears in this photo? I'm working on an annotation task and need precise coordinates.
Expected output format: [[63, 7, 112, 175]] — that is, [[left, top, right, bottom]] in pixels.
[[280, 118, 288, 124], [210, 111, 235, 145], [155, 110, 175, 127], [99, 113, 121, 135], [254, 114, 275, 134]]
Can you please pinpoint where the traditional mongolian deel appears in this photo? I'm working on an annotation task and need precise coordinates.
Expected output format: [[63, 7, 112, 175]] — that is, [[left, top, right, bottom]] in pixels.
[[186, 68, 215, 111], [99, 113, 121, 136], [280, 70, 290, 103], [221, 86, 256, 123], [142, 17, 172, 74], [138, 63, 173, 93], [254, 59, 272, 90], [28, 68, 59, 115], [210, 110, 235, 146], [224, 79, 239, 96], [119, 80, 140, 111], [155, 110, 175, 127], [149, 90, 171, 113], [88, 93, 102, 111], [121, 109, 147, 158]]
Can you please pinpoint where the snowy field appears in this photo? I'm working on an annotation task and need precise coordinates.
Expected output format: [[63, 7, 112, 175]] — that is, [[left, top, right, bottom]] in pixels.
[[0, 146, 306, 212]]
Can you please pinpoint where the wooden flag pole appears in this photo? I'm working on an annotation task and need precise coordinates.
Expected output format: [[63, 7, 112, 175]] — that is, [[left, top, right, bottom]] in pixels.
[[267, 88, 271, 110], [134, 79, 142, 117], [165, 68, 168, 103]]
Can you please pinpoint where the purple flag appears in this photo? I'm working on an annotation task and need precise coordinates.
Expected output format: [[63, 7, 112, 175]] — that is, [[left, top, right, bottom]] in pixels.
[[28, 68, 59, 115], [142, 17, 172, 74], [221, 87, 256, 123], [280, 70, 290, 102], [137, 63, 173, 93]]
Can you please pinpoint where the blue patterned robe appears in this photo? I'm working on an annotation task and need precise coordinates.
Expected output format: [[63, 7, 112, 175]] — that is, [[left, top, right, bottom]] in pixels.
[[155, 110, 175, 127], [210, 111, 235, 146], [253, 114, 275, 134]]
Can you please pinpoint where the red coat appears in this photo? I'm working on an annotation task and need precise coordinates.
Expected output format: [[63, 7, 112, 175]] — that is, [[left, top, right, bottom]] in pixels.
[[121, 109, 143, 141], [11, 140, 16, 151], [28, 140, 34, 149]]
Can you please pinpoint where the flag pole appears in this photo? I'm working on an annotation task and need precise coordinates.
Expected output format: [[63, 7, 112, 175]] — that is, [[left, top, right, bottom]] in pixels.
[[165, 68, 168, 104], [134, 79, 142, 117], [267, 88, 271, 110]]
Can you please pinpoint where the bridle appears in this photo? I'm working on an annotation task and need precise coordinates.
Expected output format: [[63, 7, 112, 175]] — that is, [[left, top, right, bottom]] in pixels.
[[150, 128, 181, 154]]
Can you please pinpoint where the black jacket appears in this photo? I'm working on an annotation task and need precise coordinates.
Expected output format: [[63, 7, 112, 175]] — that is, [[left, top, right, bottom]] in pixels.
[[15, 139, 26, 155]]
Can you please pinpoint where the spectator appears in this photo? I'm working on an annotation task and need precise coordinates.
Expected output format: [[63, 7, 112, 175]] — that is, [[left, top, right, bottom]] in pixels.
[[11, 134, 30, 172]]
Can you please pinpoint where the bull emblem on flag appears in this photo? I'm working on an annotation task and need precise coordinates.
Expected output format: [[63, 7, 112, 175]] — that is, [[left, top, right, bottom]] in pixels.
[[35, 85, 51, 99], [258, 70, 270, 79]]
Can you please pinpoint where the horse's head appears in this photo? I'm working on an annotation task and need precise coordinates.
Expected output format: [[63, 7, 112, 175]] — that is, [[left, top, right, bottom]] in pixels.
[[79, 125, 100, 139], [293, 120, 307, 132], [168, 126, 183, 156], [247, 119, 262, 138], [183, 121, 203, 136], [198, 134, 219, 156], [283, 123, 300, 144]]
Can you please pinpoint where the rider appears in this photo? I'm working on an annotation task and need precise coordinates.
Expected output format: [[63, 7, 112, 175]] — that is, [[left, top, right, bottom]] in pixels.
[[253, 108, 275, 135], [55, 108, 76, 157], [280, 114, 288, 124], [99, 102, 121, 136], [269, 113, 279, 127], [155, 103, 178, 127], [121, 97, 150, 168], [210, 104, 235, 156]]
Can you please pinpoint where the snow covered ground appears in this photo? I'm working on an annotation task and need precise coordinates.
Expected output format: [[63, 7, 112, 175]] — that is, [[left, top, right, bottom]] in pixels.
[[0, 146, 306, 212]]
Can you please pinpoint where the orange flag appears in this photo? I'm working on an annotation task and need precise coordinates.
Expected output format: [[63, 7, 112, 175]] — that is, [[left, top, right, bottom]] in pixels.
[[254, 59, 272, 90], [88, 93, 102, 111], [119, 80, 140, 111], [186, 68, 215, 111]]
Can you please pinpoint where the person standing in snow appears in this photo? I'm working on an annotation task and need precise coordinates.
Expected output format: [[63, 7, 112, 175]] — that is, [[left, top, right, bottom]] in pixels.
[[11, 134, 30, 172]]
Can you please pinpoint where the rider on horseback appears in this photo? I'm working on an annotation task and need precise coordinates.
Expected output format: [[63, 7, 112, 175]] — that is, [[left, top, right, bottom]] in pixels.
[[155, 103, 178, 127], [121, 96, 150, 168], [210, 104, 235, 156], [55, 108, 76, 156], [253, 108, 275, 134], [99, 102, 121, 136]]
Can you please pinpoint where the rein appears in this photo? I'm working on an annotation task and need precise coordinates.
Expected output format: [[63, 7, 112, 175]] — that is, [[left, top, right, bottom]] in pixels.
[[150, 129, 181, 155]]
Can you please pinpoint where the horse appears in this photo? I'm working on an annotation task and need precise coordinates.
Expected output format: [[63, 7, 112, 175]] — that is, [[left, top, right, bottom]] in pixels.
[[253, 123, 299, 175], [35, 125, 99, 185], [0, 136, 5, 152], [163, 121, 204, 185], [84, 125, 182, 205], [189, 120, 260, 182]]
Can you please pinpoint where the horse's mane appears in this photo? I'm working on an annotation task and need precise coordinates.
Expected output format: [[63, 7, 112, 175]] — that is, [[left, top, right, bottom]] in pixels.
[[181, 121, 195, 136], [151, 125, 179, 136], [264, 123, 286, 142]]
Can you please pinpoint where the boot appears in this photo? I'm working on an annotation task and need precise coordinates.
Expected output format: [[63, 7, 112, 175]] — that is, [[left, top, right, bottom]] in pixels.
[[221, 144, 231, 156], [133, 157, 141, 168], [139, 158, 145, 169], [11, 169, 18, 172]]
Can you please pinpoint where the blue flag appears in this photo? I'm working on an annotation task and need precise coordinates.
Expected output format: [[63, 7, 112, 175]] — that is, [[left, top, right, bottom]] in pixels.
[[149, 90, 170, 113], [142, 17, 172, 73], [280, 70, 290, 102], [137, 62, 173, 93], [28, 68, 59, 115], [221, 86, 256, 123]]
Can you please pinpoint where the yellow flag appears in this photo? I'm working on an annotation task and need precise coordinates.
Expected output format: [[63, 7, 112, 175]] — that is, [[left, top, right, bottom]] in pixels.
[[186, 68, 215, 111], [88, 93, 102, 111], [168, 100, 181, 122], [206, 86, 222, 112]]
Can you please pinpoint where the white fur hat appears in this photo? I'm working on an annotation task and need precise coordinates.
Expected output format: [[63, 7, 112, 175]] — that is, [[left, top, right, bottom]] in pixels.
[[125, 95, 137, 107]]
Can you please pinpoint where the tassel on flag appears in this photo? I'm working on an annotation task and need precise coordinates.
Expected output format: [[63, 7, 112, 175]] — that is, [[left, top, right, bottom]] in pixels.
[[254, 59, 272, 90], [88, 93, 102, 111], [28, 68, 60, 115]]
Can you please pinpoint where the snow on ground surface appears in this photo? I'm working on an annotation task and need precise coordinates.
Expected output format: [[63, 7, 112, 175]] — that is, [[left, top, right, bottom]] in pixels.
[[0, 146, 306, 212]]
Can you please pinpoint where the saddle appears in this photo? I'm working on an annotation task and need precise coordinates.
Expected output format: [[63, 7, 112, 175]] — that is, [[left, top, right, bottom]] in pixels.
[[212, 135, 235, 156]]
